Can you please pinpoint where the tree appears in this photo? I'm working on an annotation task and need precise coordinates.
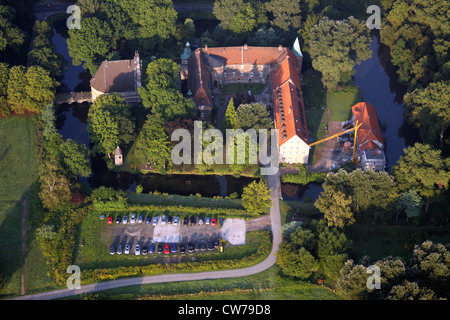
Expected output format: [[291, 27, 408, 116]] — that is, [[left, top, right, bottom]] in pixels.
[[315, 189, 354, 228], [39, 103, 57, 139], [387, 280, 437, 300], [28, 21, 67, 78], [0, 5, 25, 53], [7, 65, 58, 115], [235, 103, 272, 131], [241, 180, 272, 215], [393, 143, 450, 213], [87, 93, 135, 158], [59, 139, 91, 178], [134, 114, 172, 173], [38, 158, 72, 210], [381, 0, 449, 89], [0, 62, 9, 117], [76, 0, 104, 17], [308, 16, 372, 90], [335, 260, 370, 300], [265, 0, 301, 31], [145, 58, 180, 90], [224, 97, 237, 129], [404, 81, 450, 149], [67, 17, 113, 74], [277, 243, 318, 279], [394, 189, 424, 222], [213, 0, 257, 35]]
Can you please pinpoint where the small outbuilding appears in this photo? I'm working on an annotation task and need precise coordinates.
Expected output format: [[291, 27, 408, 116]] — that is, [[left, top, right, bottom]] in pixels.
[[114, 146, 123, 166]]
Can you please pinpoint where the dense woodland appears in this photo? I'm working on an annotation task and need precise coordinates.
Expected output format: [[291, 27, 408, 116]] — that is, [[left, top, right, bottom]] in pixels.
[[0, 0, 448, 299]]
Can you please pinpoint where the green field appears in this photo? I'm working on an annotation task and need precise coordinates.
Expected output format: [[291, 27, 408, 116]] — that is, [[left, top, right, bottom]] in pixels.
[[0, 116, 53, 297]]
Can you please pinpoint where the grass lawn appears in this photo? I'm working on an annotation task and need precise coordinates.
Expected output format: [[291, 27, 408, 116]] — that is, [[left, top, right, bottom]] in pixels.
[[0, 116, 54, 297], [67, 265, 341, 300]]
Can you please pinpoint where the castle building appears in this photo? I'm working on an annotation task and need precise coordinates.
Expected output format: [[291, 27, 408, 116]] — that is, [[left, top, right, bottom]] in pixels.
[[90, 51, 142, 104], [182, 39, 310, 164]]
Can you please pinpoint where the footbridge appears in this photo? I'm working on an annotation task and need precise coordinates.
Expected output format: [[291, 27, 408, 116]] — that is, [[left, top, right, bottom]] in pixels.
[[55, 91, 92, 105]]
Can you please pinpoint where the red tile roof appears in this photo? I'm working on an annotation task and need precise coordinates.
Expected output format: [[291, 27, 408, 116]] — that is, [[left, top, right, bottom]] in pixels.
[[352, 102, 384, 151]]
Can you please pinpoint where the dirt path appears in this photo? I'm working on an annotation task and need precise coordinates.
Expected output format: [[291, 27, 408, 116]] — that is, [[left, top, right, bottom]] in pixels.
[[20, 197, 28, 295]]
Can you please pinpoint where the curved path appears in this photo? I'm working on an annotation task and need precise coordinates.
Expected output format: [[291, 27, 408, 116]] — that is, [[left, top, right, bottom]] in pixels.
[[11, 173, 282, 300]]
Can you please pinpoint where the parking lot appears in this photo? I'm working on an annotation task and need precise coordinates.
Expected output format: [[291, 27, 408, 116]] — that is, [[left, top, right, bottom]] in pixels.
[[103, 214, 247, 255]]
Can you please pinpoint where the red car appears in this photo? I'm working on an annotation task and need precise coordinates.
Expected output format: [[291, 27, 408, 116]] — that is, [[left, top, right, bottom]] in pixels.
[[107, 216, 113, 224], [211, 218, 217, 227], [164, 243, 170, 254]]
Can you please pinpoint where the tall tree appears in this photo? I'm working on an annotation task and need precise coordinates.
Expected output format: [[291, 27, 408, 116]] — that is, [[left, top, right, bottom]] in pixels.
[[145, 58, 180, 90], [235, 102, 272, 131], [213, 0, 257, 35], [0, 5, 25, 53], [67, 17, 113, 74], [393, 143, 450, 213], [87, 93, 135, 158], [135, 114, 172, 173], [0, 62, 9, 117], [265, 0, 302, 31], [404, 81, 450, 149], [224, 97, 237, 129], [315, 189, 354, 228], [308, 16, 372, 90], [241, 179, 272, 215], [59, 139, 91, 178]]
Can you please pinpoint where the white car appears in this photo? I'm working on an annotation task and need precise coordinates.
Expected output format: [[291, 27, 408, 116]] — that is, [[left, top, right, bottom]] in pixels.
[[152, 216, 158, 226], [173, 216, 179, 225], [135, 244, 140, 256], [205, 217, 211, 225], [130, 213, 136, 224], [123, 216, 128, 224], [125, 244, 130, 254], [161, 215, 166, 225]]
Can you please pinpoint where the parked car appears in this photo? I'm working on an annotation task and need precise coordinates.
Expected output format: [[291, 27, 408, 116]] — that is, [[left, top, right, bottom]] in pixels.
[[200, 240, 206, 251], [190, 216, 196, 225], [110, 244, 115, 255], [138, 214, 144, 223], [205, 217, 210, 225], [145, 217, 151, 224], [188, 242, 194, 253], [194, 242, 199, 252], [164, 243, 170, 254], [214, 239, 219, 248], [173, 216, 179, 225], [179, 243, 186, 253], [157, 243, 163, 254], [135, 244, 140, 255], [149, 244, 155, 254], [171, 243, 177, 253], [219, 242, 224, 253], [115, 216, 121, 224], [125, 244, 131, 254], [107, 216, 113, 224], [123, 216, 128, 224], [152, 216, 158, 226], [167, 216, 173, 224], [100, 214, 105, 220], [117, 244, 123, 254], [198, 216, 204, 225], [142, 246, 148, 255], [211, 218, 217, 227], [130, 213, 136, 224], [161, 215, 166, 225], [208, 241, 214, 251], [183, 216, 189, 225]]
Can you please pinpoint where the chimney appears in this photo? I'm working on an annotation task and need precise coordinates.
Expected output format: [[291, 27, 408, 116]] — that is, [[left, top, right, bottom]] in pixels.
[[278, 45, 283, 51]]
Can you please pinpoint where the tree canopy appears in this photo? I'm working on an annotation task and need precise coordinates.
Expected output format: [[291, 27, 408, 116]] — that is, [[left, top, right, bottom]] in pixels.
[[241, 179, 272, 215], [308, 16, 372, 90]]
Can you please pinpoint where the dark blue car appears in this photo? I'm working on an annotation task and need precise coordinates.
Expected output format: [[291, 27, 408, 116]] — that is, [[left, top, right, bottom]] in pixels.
[[149, 244, 155, 254], [171, 243, 177, 253]]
